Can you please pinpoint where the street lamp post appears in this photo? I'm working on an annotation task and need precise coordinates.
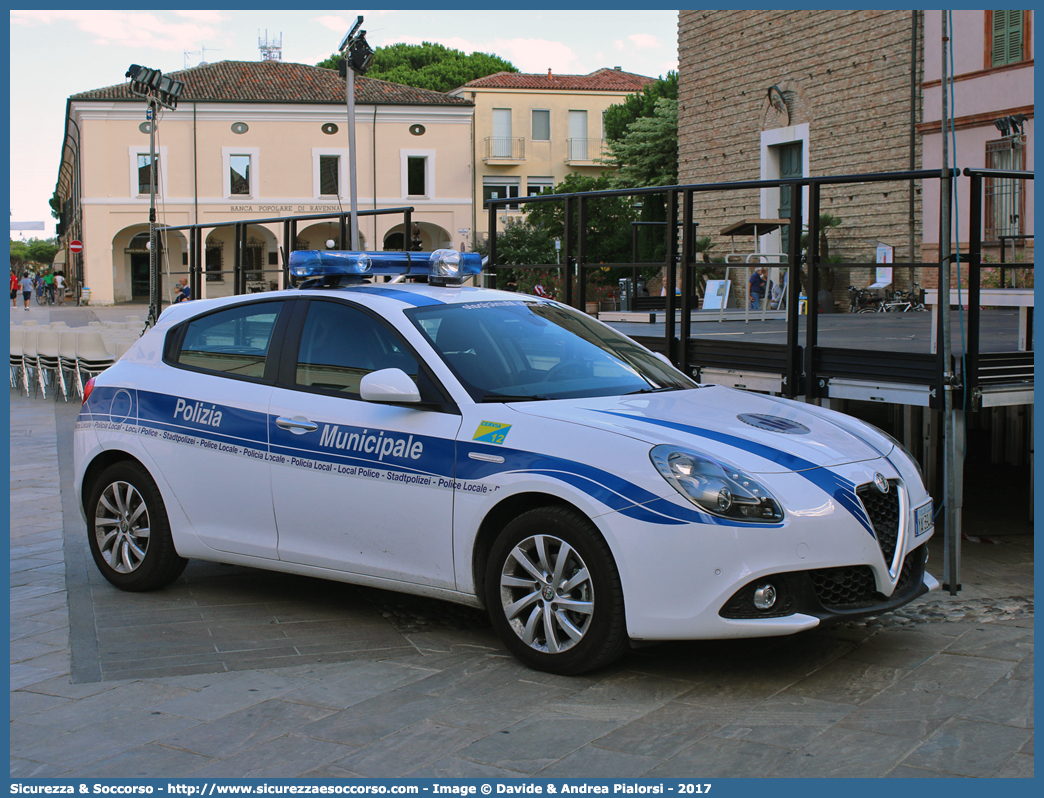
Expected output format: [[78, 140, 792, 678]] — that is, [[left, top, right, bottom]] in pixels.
[[338, 17, 374, 251], [125, 65, 183, 327]]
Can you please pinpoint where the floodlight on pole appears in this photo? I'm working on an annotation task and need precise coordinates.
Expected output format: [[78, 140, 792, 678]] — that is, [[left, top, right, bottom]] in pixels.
[[338, 16, 373, 251], [125, 63, 184, 328]]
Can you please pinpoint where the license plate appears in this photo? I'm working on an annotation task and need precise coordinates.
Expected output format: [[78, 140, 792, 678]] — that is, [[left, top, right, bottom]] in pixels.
[[915, 501, 934, 537]]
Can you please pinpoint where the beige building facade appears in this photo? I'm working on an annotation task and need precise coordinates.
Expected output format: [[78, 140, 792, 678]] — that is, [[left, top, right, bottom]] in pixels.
[[450, 68, 653, 241], [54, 61, 474, 306], [678, 10, 924, 301]]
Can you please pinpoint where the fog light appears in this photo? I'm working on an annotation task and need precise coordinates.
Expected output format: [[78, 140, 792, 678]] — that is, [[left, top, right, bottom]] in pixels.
[[753, 583, 777, 610]]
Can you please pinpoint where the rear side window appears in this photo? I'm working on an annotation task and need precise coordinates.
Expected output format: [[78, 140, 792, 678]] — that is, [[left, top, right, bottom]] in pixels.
[[175, 301, 284, 378]]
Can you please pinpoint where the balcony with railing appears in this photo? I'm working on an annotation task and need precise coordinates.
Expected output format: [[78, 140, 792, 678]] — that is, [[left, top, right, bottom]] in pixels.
[[484, 137, 526, 163], [565, 138, 607, 164]]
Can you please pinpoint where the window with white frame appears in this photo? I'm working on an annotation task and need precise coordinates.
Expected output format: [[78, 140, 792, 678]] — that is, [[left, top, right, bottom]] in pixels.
[[532, 110, 550, 141], [483, 176, 520, 210], [222, 147, 260, 198], [400, 150, 435, 198], [312, 149, 349, 197], [526, 177, 554, 197], [759, 124, 809, 259], [137, 155, 155, 195], [230, 155, 250, 195], [128, 146, 168, 198], [985, 138, 1025, 241], [320, 156, 339, 195]]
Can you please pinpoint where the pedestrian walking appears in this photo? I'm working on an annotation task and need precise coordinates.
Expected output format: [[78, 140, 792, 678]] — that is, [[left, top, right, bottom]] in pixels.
[[10, 270, 19, 308], [19, 272, 33, 311], [749, 267, 766, 310], [54, 272, 66, 305]]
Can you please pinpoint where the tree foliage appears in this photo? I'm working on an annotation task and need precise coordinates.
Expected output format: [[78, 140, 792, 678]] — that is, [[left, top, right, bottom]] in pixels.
[[604, 98, 678, 190], [477, 219, 558, 268], [478, 174, 651, 299], [9, 238, 58, 269], [317, 42, 517, 93], [603, 72, 678, 142], [472, 220, 559, 296], [524, 173, 635, 266]]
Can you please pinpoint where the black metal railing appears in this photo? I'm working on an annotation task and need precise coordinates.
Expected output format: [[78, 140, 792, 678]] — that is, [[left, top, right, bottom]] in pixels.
[[156, 206, 416, 306], [963, 167, 1034, 407], [485, 167, 1035, 411]]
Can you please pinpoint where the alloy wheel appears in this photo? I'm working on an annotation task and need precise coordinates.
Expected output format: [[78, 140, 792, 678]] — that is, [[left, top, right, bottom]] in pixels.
[[499, 533, 595, 654], [95, 480, 151, 573]]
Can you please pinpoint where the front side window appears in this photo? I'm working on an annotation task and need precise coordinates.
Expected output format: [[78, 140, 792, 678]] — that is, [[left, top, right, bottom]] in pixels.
[[407, 300, 695, 402], [229, 155, 251, 195], [175, 301, 284, 378], [295, 301, 419, 397]]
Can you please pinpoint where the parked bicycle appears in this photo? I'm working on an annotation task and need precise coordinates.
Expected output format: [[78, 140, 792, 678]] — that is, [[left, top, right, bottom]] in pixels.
[[880, 284, 927, 313], [848, 285, 882, 313]]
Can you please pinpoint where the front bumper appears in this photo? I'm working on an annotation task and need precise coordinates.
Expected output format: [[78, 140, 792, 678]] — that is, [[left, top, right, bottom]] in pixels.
[[719, 544, 934, 625], [601, 458, 936, 641]]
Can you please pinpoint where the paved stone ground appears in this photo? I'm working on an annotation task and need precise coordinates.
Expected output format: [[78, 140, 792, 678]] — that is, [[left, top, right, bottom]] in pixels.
[[8, 302, 1034, 778]]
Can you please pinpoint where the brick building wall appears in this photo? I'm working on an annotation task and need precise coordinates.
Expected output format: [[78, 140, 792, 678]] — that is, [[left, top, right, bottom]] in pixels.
[[678, 10, 925, 303]]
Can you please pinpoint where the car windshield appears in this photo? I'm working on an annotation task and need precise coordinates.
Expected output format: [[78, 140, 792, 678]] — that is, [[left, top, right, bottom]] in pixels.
[[406, 299, 697, 402]]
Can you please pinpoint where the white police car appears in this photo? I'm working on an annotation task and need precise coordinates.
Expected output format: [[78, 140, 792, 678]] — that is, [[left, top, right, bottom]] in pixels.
[[74, 249, 938, 674]]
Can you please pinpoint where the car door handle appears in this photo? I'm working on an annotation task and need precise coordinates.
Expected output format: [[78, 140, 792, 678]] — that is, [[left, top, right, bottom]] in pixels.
[[276, 416, 318, 434]]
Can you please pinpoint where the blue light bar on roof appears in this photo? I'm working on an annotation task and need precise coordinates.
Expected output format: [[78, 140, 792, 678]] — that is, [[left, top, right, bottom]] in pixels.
[[288, 249, 481, 285]]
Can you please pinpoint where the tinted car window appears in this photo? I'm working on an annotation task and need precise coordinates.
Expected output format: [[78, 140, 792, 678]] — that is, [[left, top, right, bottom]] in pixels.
[[407, 300, 696, 401], [176, 301, 284, 378], [295, 300, 419, 396]]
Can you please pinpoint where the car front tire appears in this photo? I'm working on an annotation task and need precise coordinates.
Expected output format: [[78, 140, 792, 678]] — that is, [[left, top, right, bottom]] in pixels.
[[485, 506, 628, 675], [86, 461, 188, 591]]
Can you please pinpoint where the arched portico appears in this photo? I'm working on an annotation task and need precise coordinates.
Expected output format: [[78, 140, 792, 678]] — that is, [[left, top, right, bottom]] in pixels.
[[112, 225, 188, 304], [383, 222, 451, 252], [295, 222, 367, 252], [201, 224, 280, 298]]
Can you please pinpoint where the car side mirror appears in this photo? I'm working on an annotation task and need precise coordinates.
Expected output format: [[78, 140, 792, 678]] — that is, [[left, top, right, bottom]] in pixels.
[[654, 352, 674, 368], [360, 368, 422, 404]]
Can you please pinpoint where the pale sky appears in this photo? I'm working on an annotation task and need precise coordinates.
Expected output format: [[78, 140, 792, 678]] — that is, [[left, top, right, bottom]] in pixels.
[[8, 8, 680, 239]]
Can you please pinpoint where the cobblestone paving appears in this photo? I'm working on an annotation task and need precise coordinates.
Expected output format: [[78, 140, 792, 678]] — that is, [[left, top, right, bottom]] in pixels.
[[8, 303, 1035, 779]]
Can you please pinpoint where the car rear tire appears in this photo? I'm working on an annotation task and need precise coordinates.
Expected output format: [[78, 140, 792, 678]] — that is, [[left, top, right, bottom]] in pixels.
[[86, 461, 187, 591], [485, 506, 628, 675]]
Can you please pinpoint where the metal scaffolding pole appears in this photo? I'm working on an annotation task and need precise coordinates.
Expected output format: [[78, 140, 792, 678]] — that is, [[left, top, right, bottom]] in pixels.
[[940, 13, 960, 594], [147, 97, 159, 327], [346, 66, 360, 250], [338, 16, 372, 252]]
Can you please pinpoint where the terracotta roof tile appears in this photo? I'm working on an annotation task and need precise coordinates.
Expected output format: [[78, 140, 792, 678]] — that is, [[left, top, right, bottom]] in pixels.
[[70, 60, 473, 107], [460, 68, 654, 92]]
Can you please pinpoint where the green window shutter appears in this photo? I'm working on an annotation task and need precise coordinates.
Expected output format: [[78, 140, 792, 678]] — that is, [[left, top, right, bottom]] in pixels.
[[992, 10, 1024, 67]]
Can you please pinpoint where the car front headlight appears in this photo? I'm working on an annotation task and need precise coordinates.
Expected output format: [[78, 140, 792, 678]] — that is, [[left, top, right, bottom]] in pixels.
[[650, 445, 783, 523]]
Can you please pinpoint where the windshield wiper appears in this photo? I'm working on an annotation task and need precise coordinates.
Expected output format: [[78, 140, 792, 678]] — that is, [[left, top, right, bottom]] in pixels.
[[480, 393, 550, 403], [625, 386, 683, 395]]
